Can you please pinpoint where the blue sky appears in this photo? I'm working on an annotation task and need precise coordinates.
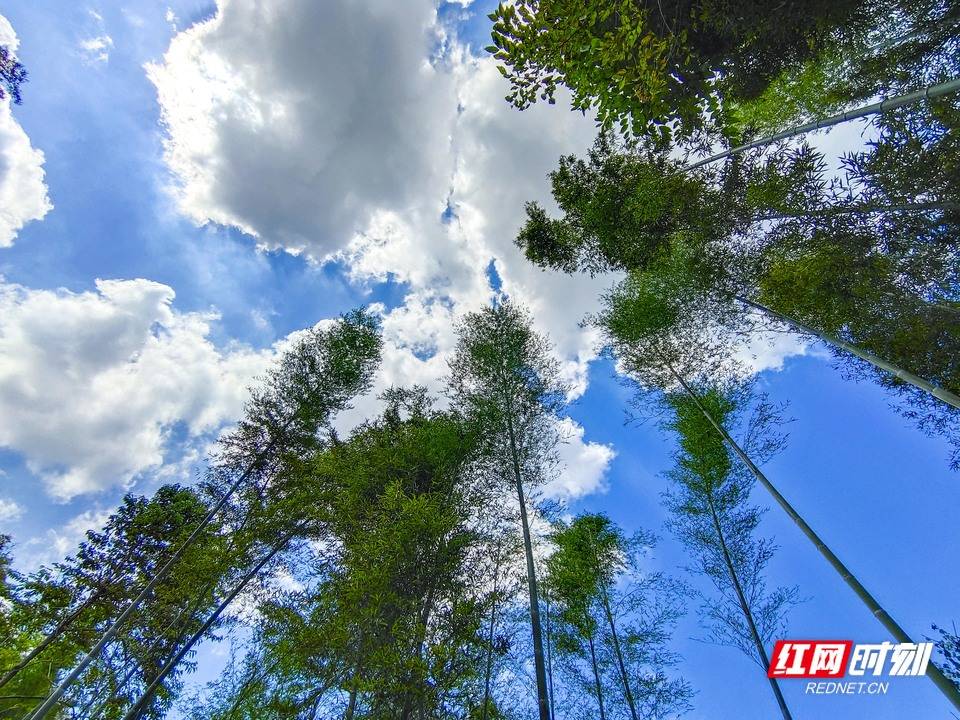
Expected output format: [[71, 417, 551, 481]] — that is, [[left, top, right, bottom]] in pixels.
[[0, 1, 956, 718]]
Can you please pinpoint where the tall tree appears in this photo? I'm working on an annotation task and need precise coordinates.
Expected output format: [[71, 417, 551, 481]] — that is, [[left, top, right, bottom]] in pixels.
[[663, 387, 797, 720], [546, 514, 692, 720], [195, 388, 493, 720], [448, 300, 566, 720]]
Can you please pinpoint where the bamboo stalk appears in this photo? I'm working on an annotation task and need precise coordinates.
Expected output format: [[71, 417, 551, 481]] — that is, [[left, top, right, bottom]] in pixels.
[[685, 78, 960, 170]]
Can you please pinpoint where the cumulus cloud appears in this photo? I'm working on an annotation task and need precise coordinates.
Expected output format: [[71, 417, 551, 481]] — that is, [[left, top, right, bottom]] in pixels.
[[0, 15, 53, 248], [0, 278, 278, 500], [18, 507, 112, 570], [544, 418, 616, 501], [148, 0, 616, 362], [147, 0, 459, 256], [0, 496, 23, 522]]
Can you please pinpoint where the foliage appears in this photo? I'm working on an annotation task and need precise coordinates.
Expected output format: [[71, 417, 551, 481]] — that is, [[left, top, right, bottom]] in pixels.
[[0, 44, 26, 105], [727, 0, 960, 134], [487, 0, 871, 140], [525, 126, 960, 467], [233, 391, 491, 719], [931, 624, 960, 689], [0, 487, 227, 720]]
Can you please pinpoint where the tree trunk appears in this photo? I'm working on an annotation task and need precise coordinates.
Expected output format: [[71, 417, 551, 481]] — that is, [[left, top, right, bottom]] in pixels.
[[684, 78, 960, 170], [344, 682, 358, 720], [400, 572, 440, 720], [506, 413, 552, 720], [706, 495, 793, 720], [77, 585, 204, 718], [735, 295, 960, 410], [756, 199, 958, 223], [544, 590, 556, 720], [599, 589, 639, 720], [663, 358, 960, 711], [587, 632, 607, 720], [84, 571, 225, 720]]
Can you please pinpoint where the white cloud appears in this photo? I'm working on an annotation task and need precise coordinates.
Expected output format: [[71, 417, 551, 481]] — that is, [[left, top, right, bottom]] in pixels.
[[0, 14, 18, 50], [146, 0, 608, 383], [19, 507, 112, 569], [544, 417, 616, 501], [79, 34, 113, 64], [0, 278, 279, 500], [735, 328, 811, 374], [78, 8, 113, 64], [146, 0, 459, 257], [0, 497, 23, 522], [0, 15, 53, 248]]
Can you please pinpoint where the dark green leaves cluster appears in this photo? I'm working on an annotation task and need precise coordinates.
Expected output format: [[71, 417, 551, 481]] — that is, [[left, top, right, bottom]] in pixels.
[[487, 0, 871, 140]]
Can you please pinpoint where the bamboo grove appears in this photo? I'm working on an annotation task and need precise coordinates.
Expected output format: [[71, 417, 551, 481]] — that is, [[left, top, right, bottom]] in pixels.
[[2, 0, 960, 718]]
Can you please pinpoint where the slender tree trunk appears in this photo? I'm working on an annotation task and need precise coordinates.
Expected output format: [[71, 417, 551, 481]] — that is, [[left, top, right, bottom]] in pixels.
[[587, 632, 607, 720], [734, 295, 960, 409], [85, 571, 224, 720], [663, 358, 960, 711], [756, 199, 958, 223], [505, 413, 551, 720], [400, 574, 440, 720], [706, 496, 793, 720], [344, 685, 358, 720], [481, 554, 500, 720], [68, 649, 113, 720], [598, 589, 639, 720], [544, 589, 556, 720], [684, 78, 960, 170]]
